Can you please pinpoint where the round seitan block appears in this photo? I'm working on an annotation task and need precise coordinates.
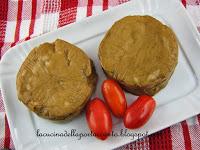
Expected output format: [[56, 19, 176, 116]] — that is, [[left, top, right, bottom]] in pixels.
[[16, 39, 97, 120], [99, 16, 178, 96]]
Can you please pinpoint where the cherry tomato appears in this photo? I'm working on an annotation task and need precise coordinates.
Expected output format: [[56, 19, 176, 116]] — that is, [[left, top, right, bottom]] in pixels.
[[102, 79, 127, 118], [86, 98, 112, 140], [123, 95, 156, 129]]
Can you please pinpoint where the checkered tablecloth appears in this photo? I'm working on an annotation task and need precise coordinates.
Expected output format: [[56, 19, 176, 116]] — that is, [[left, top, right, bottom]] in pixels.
[[0, 0, 200, 149]]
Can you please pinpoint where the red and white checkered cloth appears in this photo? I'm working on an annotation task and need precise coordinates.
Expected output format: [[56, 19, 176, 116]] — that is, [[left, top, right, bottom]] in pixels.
[[0, 0, 200, 149]]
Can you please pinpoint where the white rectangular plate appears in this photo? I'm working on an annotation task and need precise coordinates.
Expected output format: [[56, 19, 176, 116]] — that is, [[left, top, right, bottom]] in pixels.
[[1, 0, 200, 149]]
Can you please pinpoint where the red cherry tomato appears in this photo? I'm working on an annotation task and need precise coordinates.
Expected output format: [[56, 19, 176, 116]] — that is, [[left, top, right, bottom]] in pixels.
[[124, 95, 156, 129], [102, 79, 127, 118], [86, 98, 112, 140]]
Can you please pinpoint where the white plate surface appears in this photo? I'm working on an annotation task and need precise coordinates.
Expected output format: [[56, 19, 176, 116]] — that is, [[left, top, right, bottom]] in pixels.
[[0, 0, 200, 149]]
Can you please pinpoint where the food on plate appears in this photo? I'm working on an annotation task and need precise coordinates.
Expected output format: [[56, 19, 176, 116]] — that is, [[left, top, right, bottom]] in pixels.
[[16, 39, 97, 120], [102, 79, 127, 118], [86, 98, 112, 140], [123, 95, 156, 129], [99, 15, 178, 96]]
